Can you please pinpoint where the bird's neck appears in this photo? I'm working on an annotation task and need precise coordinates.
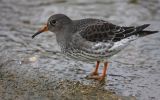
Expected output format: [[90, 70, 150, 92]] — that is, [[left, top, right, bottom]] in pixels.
[[55, 24, 74, 49]]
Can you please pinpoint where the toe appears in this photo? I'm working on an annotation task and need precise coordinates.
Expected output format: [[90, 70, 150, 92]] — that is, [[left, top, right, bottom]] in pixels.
[[86, 74, 99, 79]]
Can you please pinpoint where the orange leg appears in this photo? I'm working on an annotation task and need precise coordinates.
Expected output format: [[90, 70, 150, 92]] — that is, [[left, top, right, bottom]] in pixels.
[[91, 61, 100, 76], [88, 62, 108, 81], [98, 62, 108, 81]]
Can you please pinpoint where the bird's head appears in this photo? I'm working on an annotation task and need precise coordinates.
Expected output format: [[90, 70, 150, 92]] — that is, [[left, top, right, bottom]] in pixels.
[[32, 14, 72, 39]]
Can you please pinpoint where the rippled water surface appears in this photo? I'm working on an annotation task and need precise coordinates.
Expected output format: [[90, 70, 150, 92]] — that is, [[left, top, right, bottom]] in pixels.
[[0, 0, 160, 100]]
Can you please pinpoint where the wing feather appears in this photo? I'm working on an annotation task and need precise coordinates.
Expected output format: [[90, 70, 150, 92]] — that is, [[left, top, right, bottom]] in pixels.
[[79, 22, 143, 42]]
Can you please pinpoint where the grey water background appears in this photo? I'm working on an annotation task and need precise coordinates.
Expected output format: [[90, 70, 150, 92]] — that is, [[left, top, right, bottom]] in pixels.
[[0, 0, 160, 100]]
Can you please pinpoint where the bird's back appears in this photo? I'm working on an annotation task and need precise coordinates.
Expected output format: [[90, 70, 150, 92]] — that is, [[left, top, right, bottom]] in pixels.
[[72, 18, 106, 32], [64, 18, 158, 62]]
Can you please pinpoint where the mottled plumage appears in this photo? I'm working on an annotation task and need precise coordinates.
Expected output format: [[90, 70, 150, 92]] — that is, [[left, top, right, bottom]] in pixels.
[[60, 18, 157, 62], [32, 14, 158, 81]]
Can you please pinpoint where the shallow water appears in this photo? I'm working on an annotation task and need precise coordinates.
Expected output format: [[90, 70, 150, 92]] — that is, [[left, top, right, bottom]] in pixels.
[[0, 0, 160, 100]]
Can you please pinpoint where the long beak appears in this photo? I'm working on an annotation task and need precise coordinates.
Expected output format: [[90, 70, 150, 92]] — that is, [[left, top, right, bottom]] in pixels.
[[32, 24, 48, 39]]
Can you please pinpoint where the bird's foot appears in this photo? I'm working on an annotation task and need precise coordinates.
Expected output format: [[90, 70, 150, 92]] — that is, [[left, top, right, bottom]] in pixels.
[[91, 75, 106, 81], [86, 71, 99, 78], [90, 71, 99, 76], [86, 72, 99, 79], [86, 74, 106, 81]]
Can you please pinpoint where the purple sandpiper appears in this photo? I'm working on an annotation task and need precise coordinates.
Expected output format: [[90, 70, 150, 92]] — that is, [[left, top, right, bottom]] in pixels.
[[32, 14, 158, 81]]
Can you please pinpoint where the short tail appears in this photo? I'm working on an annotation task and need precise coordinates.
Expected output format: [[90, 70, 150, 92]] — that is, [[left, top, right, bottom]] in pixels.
[[136, 24, 159, 37]]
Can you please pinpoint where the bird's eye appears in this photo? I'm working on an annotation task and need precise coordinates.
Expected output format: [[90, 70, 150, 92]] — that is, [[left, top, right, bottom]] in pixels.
[[50, 20, 56, 26]]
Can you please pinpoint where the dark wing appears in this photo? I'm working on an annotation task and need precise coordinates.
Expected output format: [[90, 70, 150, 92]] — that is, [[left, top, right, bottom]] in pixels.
[[79, 22, 151, 42]]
